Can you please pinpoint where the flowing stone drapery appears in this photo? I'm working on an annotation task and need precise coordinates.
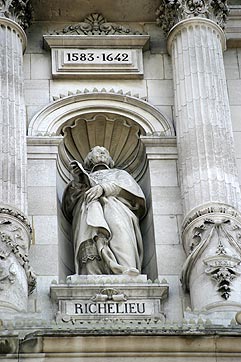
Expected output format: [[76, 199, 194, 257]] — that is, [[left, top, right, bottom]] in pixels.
[[157, 1, 241, 312], [0, 1, 36, 312]]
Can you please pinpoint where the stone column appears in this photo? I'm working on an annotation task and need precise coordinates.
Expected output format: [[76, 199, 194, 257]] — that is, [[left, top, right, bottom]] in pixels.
[[0, 1, 36, 312], [157, 1, 241, 312]]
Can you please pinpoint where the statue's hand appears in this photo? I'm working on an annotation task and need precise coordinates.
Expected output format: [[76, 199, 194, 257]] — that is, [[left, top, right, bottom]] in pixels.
[[70, 161, 82, 181], [85, 185, 103, 203]]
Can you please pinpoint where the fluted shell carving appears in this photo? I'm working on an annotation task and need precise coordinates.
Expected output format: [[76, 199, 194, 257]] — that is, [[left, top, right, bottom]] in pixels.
[[0, 0, 32, 29], [59, 114, 146, 180], [53, 13, 145, 36], [156, 0, 229, 34]]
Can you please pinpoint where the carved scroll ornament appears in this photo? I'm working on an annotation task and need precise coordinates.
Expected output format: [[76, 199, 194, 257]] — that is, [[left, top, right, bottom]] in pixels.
[[53, 13, 145, 36], [156, 0, 229, 33]]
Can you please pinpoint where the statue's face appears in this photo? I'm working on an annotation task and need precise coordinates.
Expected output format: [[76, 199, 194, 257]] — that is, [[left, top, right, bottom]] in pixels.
[[90, 146, 110, 166]]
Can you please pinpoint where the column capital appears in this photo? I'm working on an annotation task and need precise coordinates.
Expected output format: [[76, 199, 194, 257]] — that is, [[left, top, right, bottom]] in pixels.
[[0, 0, 32, 30], [156, 0, 229, 34]]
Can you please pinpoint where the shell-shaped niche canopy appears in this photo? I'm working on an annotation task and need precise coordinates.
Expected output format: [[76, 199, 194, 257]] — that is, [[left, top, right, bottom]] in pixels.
[[59, 113, 146, 181]]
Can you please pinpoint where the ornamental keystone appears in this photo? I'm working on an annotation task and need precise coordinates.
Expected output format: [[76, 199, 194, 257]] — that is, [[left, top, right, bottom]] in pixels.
[[156, 0, 229, 33]]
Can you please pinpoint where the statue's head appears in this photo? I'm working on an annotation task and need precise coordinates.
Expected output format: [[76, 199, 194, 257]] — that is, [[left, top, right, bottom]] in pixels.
[[84, 146, 115, 169]]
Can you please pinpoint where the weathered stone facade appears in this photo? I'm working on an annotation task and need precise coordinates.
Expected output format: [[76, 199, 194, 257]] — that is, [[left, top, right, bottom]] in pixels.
[[1, 0, 241, 360]]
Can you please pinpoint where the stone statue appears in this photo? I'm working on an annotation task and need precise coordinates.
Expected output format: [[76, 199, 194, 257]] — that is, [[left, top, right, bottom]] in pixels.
[[62, 146, 146, 276]]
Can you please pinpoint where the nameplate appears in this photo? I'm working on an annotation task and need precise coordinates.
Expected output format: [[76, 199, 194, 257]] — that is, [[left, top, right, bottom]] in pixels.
[[62, 300, 157, 316], [64, 49, 132, 64], [50, 48, 143, 79]]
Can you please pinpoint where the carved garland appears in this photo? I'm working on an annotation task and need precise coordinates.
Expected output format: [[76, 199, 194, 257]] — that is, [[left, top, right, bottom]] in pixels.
[[0, 230, 36, 294], [0, 206, 32, 233], [0, 207, 36, 294], [0, 0, 33, 29], [156, 0, 229, 33]]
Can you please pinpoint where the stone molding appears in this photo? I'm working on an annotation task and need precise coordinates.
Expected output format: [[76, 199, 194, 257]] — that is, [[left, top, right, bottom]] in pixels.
[[28, 92, 174, 137], [51, 13, 145, 36], [0, 0, 32, 30], [182, 203, 239, 232], [0, 16, 27, 51], [167, 17, 226, 54], [156, 0, 229, 34]]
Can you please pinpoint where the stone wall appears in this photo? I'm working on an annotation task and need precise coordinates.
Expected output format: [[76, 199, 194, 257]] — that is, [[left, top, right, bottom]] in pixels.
[[24, 10, 241, 322]]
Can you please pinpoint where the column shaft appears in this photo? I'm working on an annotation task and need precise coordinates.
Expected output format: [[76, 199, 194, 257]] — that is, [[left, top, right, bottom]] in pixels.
[[0, 19, 27, 213], [169, 19, 241, 216]]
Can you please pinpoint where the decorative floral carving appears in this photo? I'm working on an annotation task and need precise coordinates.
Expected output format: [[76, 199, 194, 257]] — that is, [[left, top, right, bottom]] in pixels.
[[156, 0, 229, 33], [204, 241, 241, 300], [0, 0, 33, 29], [182, 216, 241, 300], [0, 217, 36, 294], [53, 13, 145, 36]]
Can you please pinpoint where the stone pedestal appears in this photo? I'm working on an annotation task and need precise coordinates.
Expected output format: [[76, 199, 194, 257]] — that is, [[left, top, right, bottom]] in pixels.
[[50, 275, 169, 324]]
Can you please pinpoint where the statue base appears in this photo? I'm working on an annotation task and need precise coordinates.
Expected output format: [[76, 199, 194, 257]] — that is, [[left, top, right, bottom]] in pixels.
[[50, 275, 169, 324]]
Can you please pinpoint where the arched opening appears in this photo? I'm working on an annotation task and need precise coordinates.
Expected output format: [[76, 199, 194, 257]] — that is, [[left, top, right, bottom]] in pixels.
[[28, 91, 174, 280]]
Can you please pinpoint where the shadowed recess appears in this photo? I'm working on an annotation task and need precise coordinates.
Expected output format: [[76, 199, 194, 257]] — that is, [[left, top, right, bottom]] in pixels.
[[59, 113, 146, 180]]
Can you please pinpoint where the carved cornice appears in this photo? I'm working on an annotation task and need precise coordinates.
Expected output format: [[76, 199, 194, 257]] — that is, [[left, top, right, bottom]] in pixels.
[[0, 0, 32, 30], [156, 0, 229, 34], [53, 13, 145, 36]]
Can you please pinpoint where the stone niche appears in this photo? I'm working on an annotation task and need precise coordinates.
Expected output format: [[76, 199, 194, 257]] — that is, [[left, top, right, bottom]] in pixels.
[[28, 89, 175, 286], [57, 110, 157, 280]]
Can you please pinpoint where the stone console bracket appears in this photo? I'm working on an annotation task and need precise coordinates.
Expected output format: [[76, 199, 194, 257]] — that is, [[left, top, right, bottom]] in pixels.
[[50, 275, 169, 324]]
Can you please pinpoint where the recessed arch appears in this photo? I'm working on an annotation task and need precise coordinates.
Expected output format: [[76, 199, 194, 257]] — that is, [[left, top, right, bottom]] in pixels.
[[28, 91, 175, 137], [28, 91, 170, 280]]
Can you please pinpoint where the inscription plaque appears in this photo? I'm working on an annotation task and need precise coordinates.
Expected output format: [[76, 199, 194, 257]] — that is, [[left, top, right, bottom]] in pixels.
[[44, 35, 150, 79], [51, 48, 143, 78], [50, 275, 169, 323], [63, 300, 155, 316], [64, 49, 132, 64]]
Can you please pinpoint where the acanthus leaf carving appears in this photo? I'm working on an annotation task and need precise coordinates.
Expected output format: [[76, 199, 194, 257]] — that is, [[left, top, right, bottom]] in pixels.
[[0, 0, 33, 30], [156, 0, 229, 34], [52, 13, 145, 36]]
